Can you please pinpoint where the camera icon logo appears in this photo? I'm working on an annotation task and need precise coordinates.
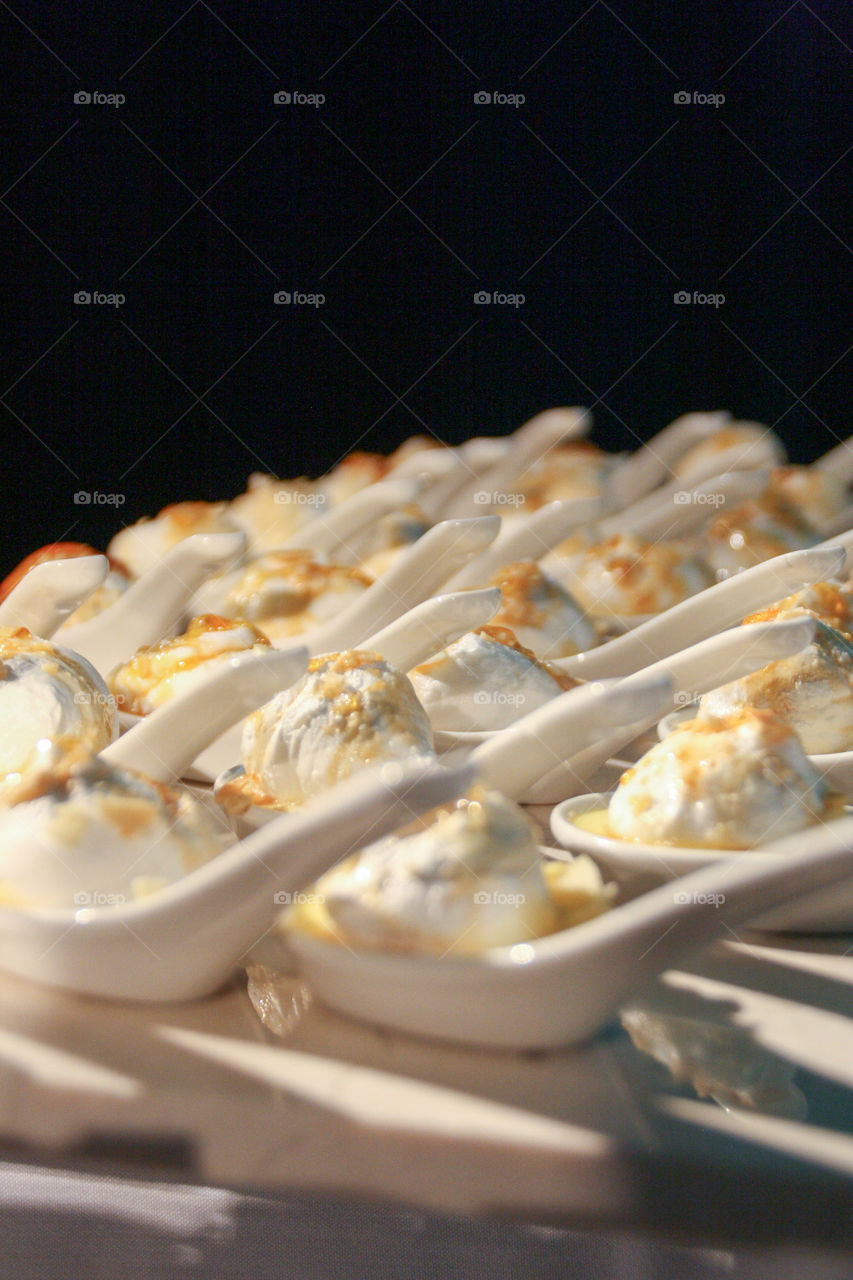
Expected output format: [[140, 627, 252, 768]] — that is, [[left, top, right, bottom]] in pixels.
[[74, 91, 92, 105], [273, 91, 292, 104], [273, 891, 292, 905], [474, 91, 491, 104], [673, 290, 691, 305], [673, 91, 691, 105], [473, 290, 491, 305], [74, 891, 92, 906], [74, 291, 92, 305], [472, 690, 490, 705], [73, 491, 92, 504], [473, 891, 491, 904], [274, 291, 292, 305], [674, 890, 690, 904]]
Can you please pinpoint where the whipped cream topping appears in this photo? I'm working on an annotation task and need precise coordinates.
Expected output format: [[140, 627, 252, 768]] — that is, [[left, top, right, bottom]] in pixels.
[[698, 620, 853, 753], [610, 709, 827, 849], [109, 614, 272, 715], [0, 627, 117, 804], [223, 650, 435, 811], [228, 472, 320, 552], [702, 496, 816, 579], [288, 788, 613, 955], [672, 421, 786, 480], [319, 451, 389, 505], [108, 501, 240, 578], [744, 580, 853, 635], [0, 757, 229, 910], [566, 534, 711, 618], [767, 466, 849, 532], [486, 560, 597, 658], [410, 625, 575, 731], [191, 550, 373, 642], [517, 442, 615, 506]]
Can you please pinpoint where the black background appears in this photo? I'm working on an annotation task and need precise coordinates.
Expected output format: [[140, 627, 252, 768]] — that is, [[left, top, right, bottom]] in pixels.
[[2, 0, 852, 571]]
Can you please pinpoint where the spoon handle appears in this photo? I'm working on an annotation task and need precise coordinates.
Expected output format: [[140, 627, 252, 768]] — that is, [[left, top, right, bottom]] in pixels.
[[101, 646, 308, 781], [560, 544, 845, 679], [0, 556, 107, 637], [444, 497, 601, 591], [471, 673, 673, 799], [364, 588, 501, 672], [296, 517, 500, 655], [58, 531, 246, 672]]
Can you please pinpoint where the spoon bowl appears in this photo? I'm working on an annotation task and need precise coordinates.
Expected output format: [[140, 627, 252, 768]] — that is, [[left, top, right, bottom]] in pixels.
[[285, 810, 853, 1048]]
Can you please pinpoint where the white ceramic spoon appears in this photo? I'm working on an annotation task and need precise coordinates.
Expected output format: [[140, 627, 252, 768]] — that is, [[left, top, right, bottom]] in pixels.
[[280, 476, 421, 559], [289, 517, 500, 655], [442, 407, 590, 518], [187, 589, 502, 785], [214, 672, 675, 831], [557, 544, 845, 679], [592, 470, 769, 543], [605, 411, 731, 510], [521, 616, 816, 804], [442, 497, 602, 591], [286, 804, 853, 1050], [363, 587, 501, 672], [0, 758, 473, 1003], [0, 556, 108, 637], [102, 646, 310, 783], [57, 531, 247, 675], [549, 791, 853, 935], [413, 439, 509, 521]]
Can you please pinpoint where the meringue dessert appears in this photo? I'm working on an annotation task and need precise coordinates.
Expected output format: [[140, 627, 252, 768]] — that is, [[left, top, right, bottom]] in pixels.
[[486, 560, 597, 658], [702, 494, 816, 580], [217, 649, 435, 813], [410, 625, 577, 731], [698, 615, 853, 753], [108, 500, 240, 578], [190, 550, 373, 642], [285, 788, 614, 956], [608, 709, 828, 849], [767, 465, 849, 533], [562, 534, 712, 619], [0, 754, 229, 910], [671, 420, 786, 480], [227, 472, 321, 552], [0, 626, 117, 804], [352, 504, 430, 577], [108, 614, 273, 715], [516, 441, 615, 505]]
